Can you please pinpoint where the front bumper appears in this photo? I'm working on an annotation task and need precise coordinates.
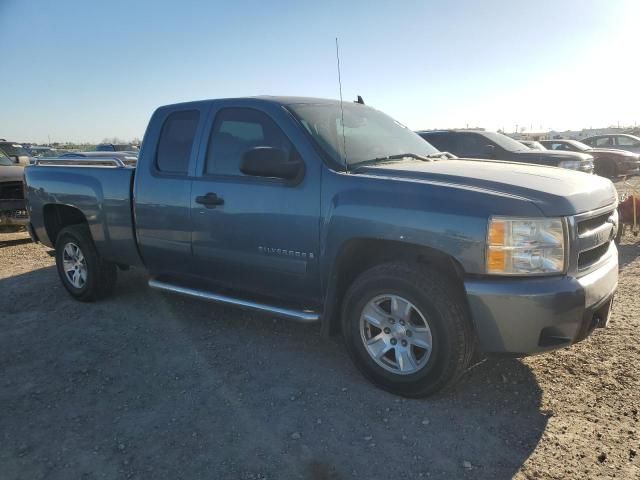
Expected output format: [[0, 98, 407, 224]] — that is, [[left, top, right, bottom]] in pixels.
[[464, 246, 618, 354]]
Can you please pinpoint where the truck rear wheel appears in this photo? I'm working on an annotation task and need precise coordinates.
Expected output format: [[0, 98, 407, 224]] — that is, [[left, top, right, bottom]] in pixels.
[[341, 262, 474, 397], [55, 225, 117, 302]]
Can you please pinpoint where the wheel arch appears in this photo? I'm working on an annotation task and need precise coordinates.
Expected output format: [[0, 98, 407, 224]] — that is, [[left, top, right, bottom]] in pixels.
[[321, 238, 467, 337], [43, 203, 89, 247]]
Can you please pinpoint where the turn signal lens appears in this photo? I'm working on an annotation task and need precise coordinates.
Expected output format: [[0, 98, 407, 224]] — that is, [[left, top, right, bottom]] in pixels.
[[488, 219, 505, 246], [486, 248, 505, 272]]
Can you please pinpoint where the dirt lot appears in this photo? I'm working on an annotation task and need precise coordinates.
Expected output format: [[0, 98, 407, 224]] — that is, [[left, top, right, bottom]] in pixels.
[[1, 183, 639, 479]]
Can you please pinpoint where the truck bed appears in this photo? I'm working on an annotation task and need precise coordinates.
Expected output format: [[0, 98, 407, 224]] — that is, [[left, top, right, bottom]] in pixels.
[[24, 162, 142, 267]]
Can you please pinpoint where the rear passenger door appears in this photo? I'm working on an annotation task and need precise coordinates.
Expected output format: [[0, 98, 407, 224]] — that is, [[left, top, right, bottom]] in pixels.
[[189, 104, 321, 305], [134, 105, 208, 277]]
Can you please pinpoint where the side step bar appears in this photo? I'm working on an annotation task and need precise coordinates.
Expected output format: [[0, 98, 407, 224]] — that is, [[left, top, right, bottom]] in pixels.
[[148, 278, 320, 323]]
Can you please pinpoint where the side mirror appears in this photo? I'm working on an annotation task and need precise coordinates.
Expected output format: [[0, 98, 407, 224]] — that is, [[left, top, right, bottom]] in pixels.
[[240, 147, 303, 180], [482, 144, 496, 158]]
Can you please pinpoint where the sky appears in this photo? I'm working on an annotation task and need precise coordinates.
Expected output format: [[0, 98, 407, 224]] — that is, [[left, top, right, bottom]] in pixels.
[[1, 0, 639, 144]]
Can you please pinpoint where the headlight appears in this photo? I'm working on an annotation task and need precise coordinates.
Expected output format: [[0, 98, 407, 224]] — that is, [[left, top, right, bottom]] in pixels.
[[558, 160, 582, 170], [487, 217, 566, 275]]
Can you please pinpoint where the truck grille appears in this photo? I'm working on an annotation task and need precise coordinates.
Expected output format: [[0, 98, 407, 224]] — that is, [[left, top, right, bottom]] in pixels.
[[0, 181, 24, 200], [574, 208, 616, 271], [577, 212, 610, 235], [578, 243, 610, 269]]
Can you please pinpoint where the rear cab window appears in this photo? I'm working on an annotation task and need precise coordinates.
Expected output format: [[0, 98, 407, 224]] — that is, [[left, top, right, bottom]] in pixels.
[[155, 110, 200, 174]]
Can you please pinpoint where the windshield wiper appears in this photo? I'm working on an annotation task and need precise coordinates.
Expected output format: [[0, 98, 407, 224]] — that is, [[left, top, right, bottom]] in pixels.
[[352, 153, 432, 169], [380, 153, 431, 162], [424, 152, 456, 159]]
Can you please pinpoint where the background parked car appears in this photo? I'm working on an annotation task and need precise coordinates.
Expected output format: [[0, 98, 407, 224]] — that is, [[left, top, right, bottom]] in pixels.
[[581, 134, 640, 153], [96, 143, 139, 153], [541, 139, 640, 177], [26, 146, 66, 158], [0, 141, 32, 165], [519, 140, 547, 151], [417, 129, 594, 173]]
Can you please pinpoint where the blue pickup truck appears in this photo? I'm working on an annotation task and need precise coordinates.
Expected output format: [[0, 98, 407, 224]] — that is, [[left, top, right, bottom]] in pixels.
[[24, 97, 619, 397]]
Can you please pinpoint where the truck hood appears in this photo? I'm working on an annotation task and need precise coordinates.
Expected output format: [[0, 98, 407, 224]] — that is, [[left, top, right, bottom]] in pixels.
[[355, 159, 616, 217], [0, 164, 25, 183], [516, 149, 593, 162]]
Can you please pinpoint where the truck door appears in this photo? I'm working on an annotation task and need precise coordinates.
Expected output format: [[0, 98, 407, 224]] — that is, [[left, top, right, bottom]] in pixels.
[[190, 105, 321, 305], [134, 105, 207, 276]]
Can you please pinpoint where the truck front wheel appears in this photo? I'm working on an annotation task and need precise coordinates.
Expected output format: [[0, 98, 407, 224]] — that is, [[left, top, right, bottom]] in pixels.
[[55, 225, 117, 302], [341, 262, 474, 397]]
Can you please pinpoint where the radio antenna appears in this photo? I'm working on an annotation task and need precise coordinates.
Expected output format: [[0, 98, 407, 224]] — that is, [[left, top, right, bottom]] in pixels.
[[335, 37, 348, 172]]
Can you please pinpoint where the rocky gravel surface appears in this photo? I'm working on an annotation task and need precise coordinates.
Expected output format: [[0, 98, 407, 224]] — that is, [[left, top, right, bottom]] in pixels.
[[1, 190, 639, 479]]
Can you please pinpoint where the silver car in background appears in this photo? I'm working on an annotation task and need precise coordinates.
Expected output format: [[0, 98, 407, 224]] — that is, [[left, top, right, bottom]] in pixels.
[[582, 134, 640, 154]]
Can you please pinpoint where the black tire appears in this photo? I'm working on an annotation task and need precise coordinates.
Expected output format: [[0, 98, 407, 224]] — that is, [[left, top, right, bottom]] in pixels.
[[341, 262, 474, 398], [55, 225, 117, 302]]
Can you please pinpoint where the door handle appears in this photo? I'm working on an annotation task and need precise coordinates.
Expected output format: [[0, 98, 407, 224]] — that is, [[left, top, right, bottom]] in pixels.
[[195, 192, 224, 208]]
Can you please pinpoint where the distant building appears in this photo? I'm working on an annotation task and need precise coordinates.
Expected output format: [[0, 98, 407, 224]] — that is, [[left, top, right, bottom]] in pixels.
[[547, 127, 626, 140]]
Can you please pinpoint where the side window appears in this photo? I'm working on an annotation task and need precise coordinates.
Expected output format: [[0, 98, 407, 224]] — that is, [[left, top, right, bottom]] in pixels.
[[206, 108, 295, 176], [594, 136, 613, 147], [156, 110, 200, 174], [616, 136, 639, 146], [456, 134, 487, 156]]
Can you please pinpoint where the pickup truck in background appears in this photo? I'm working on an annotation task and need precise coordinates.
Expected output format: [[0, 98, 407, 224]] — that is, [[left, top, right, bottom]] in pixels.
[[0, 141, 33, 166], [0, 150, 28, 230], [24, 97, 619, 397]]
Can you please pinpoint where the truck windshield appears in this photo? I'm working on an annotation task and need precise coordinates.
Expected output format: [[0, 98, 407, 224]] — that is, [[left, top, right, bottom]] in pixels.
[[288, 102, 439, 168]]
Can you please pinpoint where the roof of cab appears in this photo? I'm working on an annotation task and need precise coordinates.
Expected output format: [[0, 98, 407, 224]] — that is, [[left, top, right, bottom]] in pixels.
[[160, 96, 351, 110]]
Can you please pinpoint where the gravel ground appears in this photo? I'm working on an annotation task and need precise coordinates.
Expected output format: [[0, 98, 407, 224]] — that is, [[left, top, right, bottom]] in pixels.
[[1, 181, 639, 479]]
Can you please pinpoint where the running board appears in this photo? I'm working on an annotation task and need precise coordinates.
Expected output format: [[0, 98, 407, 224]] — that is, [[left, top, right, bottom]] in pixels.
[[148, 278, 320, 323]]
